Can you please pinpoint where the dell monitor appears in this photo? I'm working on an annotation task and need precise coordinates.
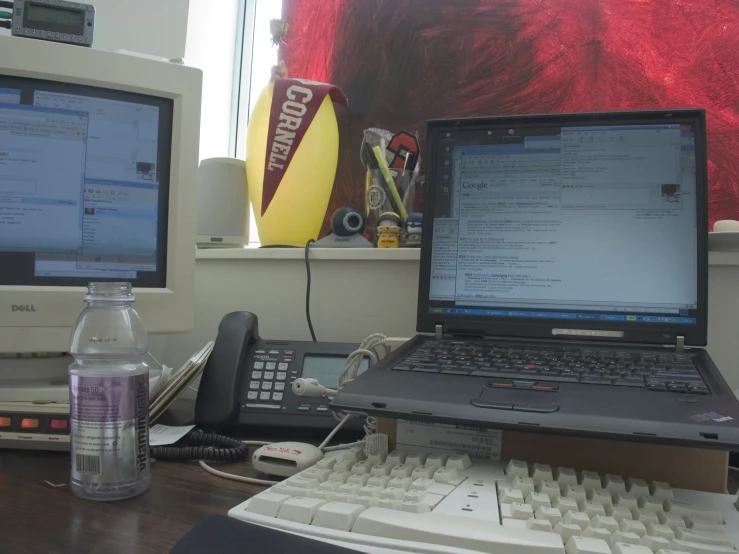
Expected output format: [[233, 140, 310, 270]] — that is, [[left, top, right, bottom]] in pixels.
[[0, 35, 202, 354]]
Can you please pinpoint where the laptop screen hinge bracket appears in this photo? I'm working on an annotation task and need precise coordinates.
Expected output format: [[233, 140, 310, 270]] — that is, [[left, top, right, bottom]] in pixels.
[[676, 335, 685, 353], [435, 324, 443, 340]]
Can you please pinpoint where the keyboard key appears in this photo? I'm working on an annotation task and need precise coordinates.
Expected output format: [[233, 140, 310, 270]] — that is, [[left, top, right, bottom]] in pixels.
[[674, 528, 734, 547], [370, 462, 395, 476], [245, 492, 291, 517], [563, 511, 590, 529], [527, 518, 554, 532], [609, 531, 641, 547], [536, 480, 561, 500], [555, 522, 584, 543], [425, 453, 448, 468], [650, 481, 674, 501], [352, 509, 565, 553], [409, 478, 434, 491], [402, 490, 427, 503], [510, 476, 536, 497], [498, 487, 528, 504], [684, 517, 724, 533], [385, 451, 407, 466], [620, 519, 648, 537], [580, 471, 603, 492], [580, 500, 606, 518], [351, 460, 373, 475], [287, 476, 320, 489], [582, 527, 611, 541], [445, 454, 472, 470], [605, 504, 633, 522], [526, 491, 552, 511], [340, 446, 367, 463], [366, 452, 388, 466], [334, 460, 355, 472], [404, 453, 428, 468], [632, 507, 660, 526], [557, 467, 579, 486], [272, 484, 308, 497], [317, 481, 340, 492], [366, 475, 392, 488], [565, 535, 611, 554], [603, 474, 627, 494], [612, 544, 653, 554], [327, 471, 351, 483], [411, 465, 436, 480], [505, 459, 530, 478], [638, 496, 665, 514], [658, 511, 687, 529], [646, 522, 676, 540], [419, 493, 444, 509], [401, 500, 431, 513], [312, 502, 366, 531], [535, 506, 563, 524], [315, 458, 336, 470], [302, 467, 332, 482], [670, 539, 736, 553], [665, 502, 723, 524], [564, 484, 588, 502], [614, 492, 640, 510], [276, 497, 326, 524], [387, 477, 413, 491], [357, 485, 383, 498], [427, 482, 456, 496], [588, 489, 614, 509], [433, 467, 464, 485], [553, 496, 580, 515], [377, 498, 402, 510], [532, 463, 555, 482], [380, 487, 406, 500], [346, 473, 370, 487], [337, 483, 362, 495], [590, 514, 619, 533], [390, 464, 414, 478]]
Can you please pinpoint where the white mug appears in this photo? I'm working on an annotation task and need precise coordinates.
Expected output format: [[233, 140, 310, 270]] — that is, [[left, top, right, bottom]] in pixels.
[[713, 220, 739, 233]]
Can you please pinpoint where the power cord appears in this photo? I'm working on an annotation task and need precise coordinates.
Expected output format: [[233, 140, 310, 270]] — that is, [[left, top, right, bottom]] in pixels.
[[304, 239, 317, 341], [0, 1, 14, 9], [0, 12, 12, 20], [0, 20, 10, 29]]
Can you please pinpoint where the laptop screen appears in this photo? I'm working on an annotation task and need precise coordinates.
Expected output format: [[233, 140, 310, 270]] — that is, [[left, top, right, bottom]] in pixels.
[[425, 116, 702, 330]]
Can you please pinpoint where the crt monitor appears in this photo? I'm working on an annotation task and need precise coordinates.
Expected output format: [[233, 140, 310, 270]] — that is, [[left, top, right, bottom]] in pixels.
[[0, 36, 202, 353]]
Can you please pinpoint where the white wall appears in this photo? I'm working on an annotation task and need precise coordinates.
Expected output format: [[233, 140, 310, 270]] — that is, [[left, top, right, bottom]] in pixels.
[[150, 251, 739, 390], [0, 0, 190, 58]]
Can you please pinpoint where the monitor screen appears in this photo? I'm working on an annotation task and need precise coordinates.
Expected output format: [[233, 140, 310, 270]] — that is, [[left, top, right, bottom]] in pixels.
[[0, 76, 173, 288], [427, 121, 699, 326]]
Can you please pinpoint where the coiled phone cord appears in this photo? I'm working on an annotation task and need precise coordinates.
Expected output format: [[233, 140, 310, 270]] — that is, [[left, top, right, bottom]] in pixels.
[[150, 430, 249, 462]]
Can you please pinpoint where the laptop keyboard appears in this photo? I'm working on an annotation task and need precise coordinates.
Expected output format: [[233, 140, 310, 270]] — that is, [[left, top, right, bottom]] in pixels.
[[394, 340, 709, 394]]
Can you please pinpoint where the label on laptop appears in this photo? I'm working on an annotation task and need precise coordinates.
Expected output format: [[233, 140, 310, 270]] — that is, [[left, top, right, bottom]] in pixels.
[[396, 419, 501, 461]]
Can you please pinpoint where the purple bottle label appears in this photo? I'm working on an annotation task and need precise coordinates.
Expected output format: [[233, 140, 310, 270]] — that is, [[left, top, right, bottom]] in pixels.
[[69, 373, 149, 484]]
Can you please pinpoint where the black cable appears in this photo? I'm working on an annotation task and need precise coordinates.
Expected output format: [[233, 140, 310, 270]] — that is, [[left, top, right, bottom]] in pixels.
[[0, 1, 14, 11], [304, 239, 317, 342], [0, 21, 11, 29], [150, 430, 249, 462]]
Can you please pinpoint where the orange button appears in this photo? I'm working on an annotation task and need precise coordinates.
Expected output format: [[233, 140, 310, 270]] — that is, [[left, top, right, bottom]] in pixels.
[[20, 418, 39, 429], [0, 417, 10, 428], [50, 419, 68, 430]]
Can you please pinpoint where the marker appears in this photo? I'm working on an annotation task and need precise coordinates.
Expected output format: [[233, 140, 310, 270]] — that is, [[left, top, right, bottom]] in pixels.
[[372, 145, 407, 220]]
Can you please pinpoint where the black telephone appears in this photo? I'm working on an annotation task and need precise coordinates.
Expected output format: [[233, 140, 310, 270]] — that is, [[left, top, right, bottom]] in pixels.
[[194, 312, 367, 434]]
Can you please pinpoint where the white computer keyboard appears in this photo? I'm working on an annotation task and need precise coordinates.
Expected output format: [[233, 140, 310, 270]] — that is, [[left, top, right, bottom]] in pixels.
[[228, 448, 739, 554]]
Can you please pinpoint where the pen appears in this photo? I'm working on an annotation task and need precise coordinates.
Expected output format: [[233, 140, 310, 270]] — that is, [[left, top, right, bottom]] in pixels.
[[372, 145, 408, 220]]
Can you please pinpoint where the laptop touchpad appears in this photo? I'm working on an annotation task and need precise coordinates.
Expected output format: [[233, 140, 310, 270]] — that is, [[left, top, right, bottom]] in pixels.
[[473, 387, 560, 413]]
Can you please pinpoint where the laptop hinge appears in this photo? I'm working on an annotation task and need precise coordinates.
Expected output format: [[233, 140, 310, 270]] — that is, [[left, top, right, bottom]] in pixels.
[[435, 324, 443, 340], [676, 335, 685, 353]]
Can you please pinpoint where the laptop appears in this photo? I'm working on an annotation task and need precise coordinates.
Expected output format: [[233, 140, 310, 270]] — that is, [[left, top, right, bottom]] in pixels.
[[333, 109, 739, 449]]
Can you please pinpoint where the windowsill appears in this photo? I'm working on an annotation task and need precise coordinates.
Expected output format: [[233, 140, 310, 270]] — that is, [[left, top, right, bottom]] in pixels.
[[196, 246, 421, 261], [196, 247, 739, 265]]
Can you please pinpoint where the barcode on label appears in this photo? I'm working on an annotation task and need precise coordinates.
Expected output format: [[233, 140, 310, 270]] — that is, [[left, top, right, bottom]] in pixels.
[[75, 454, 101, 475], [429, 439, 492, 459]]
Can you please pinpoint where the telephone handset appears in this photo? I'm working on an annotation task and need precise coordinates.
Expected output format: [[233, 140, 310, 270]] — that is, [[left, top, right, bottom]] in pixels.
[[194, 312, 367, 434]]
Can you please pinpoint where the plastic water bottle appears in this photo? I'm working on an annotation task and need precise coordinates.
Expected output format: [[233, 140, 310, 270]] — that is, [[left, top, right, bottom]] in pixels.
[[69, 282, 150, 500]]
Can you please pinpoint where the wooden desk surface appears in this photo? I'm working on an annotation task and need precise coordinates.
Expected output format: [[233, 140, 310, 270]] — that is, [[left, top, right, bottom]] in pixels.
[[1, 447, 737, 554], [0, 450, 264, 554]]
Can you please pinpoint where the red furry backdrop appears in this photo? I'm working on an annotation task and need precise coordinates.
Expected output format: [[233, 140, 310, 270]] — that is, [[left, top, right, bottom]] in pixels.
[[280, 0, 739, 233]]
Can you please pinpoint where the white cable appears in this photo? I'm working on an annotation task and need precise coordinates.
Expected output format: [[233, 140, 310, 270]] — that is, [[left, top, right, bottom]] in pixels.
[[318, 414, 352, 451], [322, 440, 365, 452], [198, 440, 279, 486], [729, 466, 739, 473], [198, 460, 279, 486]]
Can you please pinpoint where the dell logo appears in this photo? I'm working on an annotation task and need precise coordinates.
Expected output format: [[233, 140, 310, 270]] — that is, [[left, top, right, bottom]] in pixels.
[[12, 305, 36, 312]]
